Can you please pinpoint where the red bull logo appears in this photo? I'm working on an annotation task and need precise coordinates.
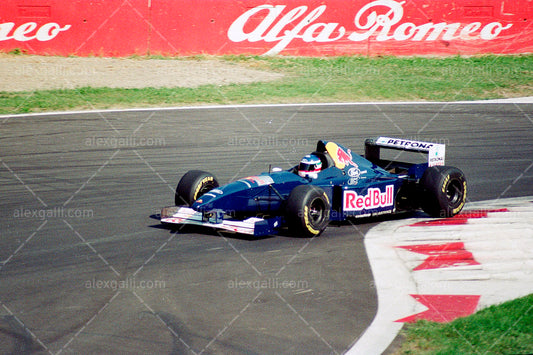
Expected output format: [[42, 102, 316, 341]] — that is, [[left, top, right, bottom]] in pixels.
[[344, 185, 394, 212], [336, 147, 356, 167], [325, 141, 359, 170]]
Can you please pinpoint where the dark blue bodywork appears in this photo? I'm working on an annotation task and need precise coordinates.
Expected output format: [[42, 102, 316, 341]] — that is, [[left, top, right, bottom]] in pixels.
[[191, 140, 428, 226]]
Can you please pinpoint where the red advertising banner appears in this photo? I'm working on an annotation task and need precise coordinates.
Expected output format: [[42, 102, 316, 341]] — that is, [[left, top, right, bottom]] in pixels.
[[1, 0, 532, 57]]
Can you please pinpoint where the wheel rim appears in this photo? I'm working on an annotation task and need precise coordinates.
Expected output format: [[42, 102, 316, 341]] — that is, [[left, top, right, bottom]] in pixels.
[[199, 182, 216, 197], [446, 179, 463, 207], [195, 181, 217, 200], [308, 197, 326, 226]]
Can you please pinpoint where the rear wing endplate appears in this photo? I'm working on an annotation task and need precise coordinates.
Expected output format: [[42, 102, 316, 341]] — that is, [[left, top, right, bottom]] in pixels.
[[364, 137, 445, 167]]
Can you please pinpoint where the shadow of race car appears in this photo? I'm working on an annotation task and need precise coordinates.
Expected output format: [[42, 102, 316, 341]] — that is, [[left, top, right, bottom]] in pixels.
[[161, 137, 466, 237]]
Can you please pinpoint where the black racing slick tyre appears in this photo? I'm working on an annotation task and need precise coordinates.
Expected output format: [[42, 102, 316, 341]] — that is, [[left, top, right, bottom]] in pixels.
[[286, 185, 330, 238], [420, 166, 467, 218], [175, 170, 219, 206]]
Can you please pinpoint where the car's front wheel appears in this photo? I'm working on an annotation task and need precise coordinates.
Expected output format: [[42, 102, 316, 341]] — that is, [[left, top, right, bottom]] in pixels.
[[175, 170, 219, 206], [286, 185, 330, 237]]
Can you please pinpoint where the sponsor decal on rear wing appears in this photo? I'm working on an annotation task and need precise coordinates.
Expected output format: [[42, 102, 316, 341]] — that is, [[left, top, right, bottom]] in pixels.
[[365, 137, 445, 167]]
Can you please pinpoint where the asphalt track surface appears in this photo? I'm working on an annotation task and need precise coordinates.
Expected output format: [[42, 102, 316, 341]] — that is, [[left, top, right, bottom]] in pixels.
[[1, 102, 532, 354]]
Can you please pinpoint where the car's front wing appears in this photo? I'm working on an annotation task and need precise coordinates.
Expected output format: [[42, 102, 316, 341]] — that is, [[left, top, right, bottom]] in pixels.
[[160, 206, 282, 236]]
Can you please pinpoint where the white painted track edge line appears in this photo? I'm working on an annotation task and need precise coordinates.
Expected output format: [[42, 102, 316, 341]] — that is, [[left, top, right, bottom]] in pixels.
[[1, 98, 532, 119]]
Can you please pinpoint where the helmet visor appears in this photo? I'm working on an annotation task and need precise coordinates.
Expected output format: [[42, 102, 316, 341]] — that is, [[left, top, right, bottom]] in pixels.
[[299, 162, 321, 172]]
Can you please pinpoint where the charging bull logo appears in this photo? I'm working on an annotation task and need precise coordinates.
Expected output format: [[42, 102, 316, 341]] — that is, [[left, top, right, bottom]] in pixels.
[[325, 142, 358, 170], [336, 147, 356, 167]]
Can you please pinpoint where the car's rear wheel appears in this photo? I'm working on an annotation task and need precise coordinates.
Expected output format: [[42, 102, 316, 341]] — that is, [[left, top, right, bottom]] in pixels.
[[420, 166, 466, 217], [175, 170, 219, 206], [286, 185, 330, 237]]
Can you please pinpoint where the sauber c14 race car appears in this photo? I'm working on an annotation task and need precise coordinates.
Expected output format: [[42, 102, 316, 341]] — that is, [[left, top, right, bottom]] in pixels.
[[161, 137, 467, 237]]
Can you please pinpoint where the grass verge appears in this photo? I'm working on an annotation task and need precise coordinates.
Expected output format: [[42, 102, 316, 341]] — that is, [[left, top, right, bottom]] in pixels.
[[396, 293, 533, 355], [1, 54, 533, 115]]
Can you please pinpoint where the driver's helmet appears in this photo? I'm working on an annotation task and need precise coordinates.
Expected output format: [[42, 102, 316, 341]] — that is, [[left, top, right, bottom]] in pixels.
[[298, 154, 322, 178]]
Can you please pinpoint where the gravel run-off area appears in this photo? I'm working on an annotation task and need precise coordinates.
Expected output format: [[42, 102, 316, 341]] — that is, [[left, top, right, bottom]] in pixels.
[[0, 55, 284, 92]]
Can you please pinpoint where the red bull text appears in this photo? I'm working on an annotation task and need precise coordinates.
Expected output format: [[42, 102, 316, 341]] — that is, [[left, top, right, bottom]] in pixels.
[[344, 185, 394, 212]]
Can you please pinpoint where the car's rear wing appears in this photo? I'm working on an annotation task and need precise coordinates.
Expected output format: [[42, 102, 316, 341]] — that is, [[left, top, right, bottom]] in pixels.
[[364, 137, 445, 167]]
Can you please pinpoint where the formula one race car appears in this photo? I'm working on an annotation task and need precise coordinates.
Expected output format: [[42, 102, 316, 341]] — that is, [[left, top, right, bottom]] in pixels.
[[161, 137, 467, 237]]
